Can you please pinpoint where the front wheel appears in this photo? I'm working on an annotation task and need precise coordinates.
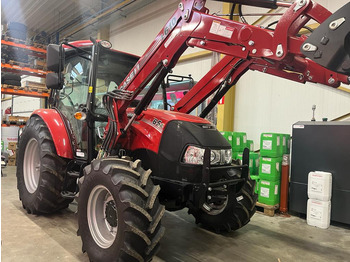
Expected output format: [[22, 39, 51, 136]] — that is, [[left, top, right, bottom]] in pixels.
[[190, 177, 257, 232], [16, 116, 72, 214], [78, 157, 165, 262]]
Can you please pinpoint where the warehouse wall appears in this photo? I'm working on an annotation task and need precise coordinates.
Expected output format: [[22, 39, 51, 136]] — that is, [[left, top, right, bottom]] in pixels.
[[109, 0, 350, 149]]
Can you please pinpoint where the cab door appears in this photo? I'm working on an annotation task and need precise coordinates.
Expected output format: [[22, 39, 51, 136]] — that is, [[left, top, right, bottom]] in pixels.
[[56, 54, 91, 159]]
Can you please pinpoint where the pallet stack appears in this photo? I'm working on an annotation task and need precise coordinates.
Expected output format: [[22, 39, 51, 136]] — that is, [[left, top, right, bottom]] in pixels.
[[257, 133, 291, 214], [1, 22, 47, 67], [2, 115, 29, 125], [23, 80, 48, 93]]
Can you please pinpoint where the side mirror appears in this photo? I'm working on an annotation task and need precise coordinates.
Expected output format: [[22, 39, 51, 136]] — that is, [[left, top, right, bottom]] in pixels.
[[47, 44, 64, 73], [46, 72, 63, 90]]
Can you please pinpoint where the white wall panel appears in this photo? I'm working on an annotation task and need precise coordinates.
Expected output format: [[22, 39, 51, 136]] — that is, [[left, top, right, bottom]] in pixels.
[[110, 0, 178, 56], [172, 53, 212, 81], [235, 71, 350, 149], [110, 0, 222, 56]]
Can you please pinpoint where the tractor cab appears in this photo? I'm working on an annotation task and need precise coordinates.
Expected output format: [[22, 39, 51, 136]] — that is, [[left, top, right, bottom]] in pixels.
[[46, 40, 139, 162]]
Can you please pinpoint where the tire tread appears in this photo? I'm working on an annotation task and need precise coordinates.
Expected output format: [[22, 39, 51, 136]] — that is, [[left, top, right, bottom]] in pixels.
[[78, 158, 165, 262], [16, 115, 72, 214]]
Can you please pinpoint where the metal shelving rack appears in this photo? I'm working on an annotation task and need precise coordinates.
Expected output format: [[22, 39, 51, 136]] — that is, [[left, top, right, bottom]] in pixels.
[[1, 39, 49, 114]]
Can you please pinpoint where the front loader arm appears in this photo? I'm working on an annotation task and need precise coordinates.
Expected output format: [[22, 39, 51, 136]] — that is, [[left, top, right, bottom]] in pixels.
[[101, 0, 349, 154], [175, 0, 349, 114]]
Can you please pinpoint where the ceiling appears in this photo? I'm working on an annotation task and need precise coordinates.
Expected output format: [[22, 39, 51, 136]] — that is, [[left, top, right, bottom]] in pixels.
[[1, 0, 156, 42]]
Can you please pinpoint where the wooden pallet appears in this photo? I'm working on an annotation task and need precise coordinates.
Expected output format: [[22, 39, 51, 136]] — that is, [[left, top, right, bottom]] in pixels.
[[2, 84, 26, 90], [8, 60, 30, 68], [32, 42, 46, 49], [32, 60, 47, 70], [28, 87, 49, 93], [2, 116, 29, 126], [256, 202, 280, 217], [32, 64, 47, 70], [23, 80, 49, 93], [4, 36, 26, 45]]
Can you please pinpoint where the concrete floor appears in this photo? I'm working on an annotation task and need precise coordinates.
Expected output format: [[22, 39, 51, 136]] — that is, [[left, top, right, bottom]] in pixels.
[[2, 166, 350, 262]]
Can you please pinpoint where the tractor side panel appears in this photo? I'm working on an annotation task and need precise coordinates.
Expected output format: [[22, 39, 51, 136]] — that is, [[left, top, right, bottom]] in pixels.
[[32, 109, 74, 159]]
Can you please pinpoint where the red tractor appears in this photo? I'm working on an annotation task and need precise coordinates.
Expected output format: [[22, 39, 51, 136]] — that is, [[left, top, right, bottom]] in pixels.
[[17, 0, 349, 261]]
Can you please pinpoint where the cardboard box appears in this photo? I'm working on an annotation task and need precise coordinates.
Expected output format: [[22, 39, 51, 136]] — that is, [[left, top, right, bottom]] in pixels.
[[34, 59, 46, 68], [8, 158, 16, 166], [8, 142, 17, 150]]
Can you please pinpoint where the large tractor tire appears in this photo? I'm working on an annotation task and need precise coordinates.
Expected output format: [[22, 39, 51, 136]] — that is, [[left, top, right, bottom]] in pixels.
[[190, 177, 257, 232], [78, 157, 165, 262], [16, 115, 72, 214]]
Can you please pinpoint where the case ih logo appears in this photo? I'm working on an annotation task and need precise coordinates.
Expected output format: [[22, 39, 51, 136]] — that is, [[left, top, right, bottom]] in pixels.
[[120, 63, 140, 90]]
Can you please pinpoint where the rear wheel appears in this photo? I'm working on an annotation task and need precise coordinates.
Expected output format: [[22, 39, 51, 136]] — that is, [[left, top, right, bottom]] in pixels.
[[78, 157, 165, 262], [190, 177, 257, 232], [16, 116, 72, 214]]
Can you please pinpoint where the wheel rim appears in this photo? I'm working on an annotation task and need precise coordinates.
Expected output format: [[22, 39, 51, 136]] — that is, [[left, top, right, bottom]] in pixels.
[[202, 186, 228, 216], [87, 185, 118, 249], [23, 138, 41, 194]]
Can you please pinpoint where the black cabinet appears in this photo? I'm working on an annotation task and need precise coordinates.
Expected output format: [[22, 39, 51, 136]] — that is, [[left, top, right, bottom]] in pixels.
[[289, 121, 350, 225]]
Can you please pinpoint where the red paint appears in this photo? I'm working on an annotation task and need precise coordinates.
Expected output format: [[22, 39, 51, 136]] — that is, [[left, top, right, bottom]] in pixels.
[[218, 96, 225, 105], [126, 108, 210, 154], [32, 109, 73, 159]]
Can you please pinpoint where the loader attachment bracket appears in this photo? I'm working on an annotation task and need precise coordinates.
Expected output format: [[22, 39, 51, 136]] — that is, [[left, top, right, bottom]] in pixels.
[[301, 2, 350, 76]]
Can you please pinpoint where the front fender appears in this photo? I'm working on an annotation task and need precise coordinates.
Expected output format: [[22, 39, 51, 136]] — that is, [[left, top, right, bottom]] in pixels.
[[32, 109, 73, 159]]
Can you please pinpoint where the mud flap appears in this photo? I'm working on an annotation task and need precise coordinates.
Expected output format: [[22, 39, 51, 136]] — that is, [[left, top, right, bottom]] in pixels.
[[301, 2, 350, 75]]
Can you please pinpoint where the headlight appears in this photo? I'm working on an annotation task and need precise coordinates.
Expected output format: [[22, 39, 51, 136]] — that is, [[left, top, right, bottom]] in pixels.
[[211, 149, 221, 165], [183, 146, 232, 165], [183, 146, 205, 165], [222, 149, 232, 164]]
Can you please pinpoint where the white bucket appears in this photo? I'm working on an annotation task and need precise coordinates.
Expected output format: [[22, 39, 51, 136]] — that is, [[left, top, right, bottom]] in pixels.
[[1, 126, 19, 150], [307, 199, 331, 229], [308, 171, 332, 201]]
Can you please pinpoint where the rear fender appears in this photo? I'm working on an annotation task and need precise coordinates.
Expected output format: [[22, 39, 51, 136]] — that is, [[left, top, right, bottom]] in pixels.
[[32, 109, 73, 159]]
